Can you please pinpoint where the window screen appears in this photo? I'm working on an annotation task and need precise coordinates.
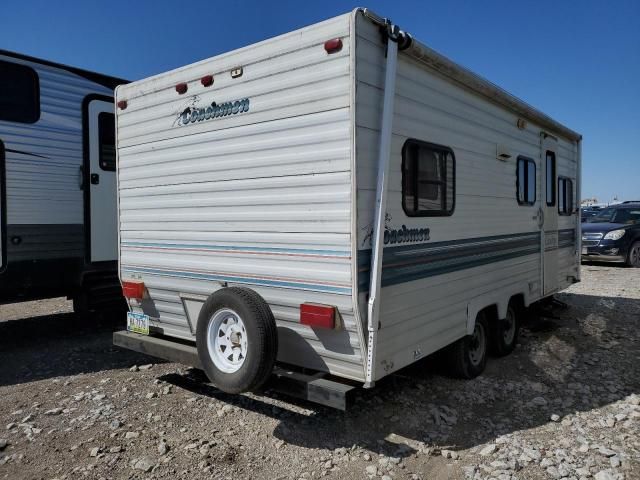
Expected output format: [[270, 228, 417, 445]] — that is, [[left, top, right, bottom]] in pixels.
[[402, 139, 455, 216], [98, 112, 116, 171], [558, 177, 573, 215], [545, 151, 556, 206], [516, 156, 536, 205], [0, 60, 40, 123]]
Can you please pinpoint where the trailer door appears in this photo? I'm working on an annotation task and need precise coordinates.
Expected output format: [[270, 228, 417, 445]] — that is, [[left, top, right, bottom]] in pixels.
[[541, 134, 559, 295], [86, 99, 117, 263]]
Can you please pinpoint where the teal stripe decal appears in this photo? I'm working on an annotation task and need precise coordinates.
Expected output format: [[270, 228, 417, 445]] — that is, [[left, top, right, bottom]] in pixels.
[[358, 231, 542, 291], [121, 241, 350, 257], [122, 266, 352, 295]]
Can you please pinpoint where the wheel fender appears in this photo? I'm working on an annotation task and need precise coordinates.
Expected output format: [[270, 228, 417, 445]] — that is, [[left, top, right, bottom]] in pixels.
[[466, 287, 531, 334]]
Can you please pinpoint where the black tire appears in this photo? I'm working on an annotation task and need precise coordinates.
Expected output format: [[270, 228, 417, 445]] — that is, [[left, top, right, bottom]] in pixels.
[[490, 301, 520, 357], [446, 312, 489, 379], [196, 287, 278, 394], [626, 241, 640, 267], [72, 293, 90, 316]]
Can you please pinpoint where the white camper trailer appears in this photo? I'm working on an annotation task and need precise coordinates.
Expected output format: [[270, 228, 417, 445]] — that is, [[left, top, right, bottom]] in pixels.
[[113, 9, 581, 403], [0, 50, 126, 310]]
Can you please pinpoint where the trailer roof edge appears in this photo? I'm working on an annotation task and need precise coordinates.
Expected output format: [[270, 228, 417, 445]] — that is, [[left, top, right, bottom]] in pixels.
[[356, 8, 582, 142]]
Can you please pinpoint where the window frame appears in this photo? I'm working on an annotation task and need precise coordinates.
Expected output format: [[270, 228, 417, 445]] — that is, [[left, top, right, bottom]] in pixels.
[[545, 150, 556, 207], [558, 176, 574, 216], [97, 111, 116, 172], [516, 156, 536, 206], [401, 139, 456, 217], [0, 60, 40, 124]]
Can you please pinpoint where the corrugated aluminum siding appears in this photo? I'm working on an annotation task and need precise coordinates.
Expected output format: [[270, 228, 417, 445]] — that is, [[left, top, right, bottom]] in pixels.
[[354, 12, 578, 380], [0, 54, 113, 226], [116, 13, 366, 381]]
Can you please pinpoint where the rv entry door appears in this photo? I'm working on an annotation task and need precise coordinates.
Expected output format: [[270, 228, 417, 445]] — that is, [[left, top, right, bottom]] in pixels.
[[541, 134, 559, 295], [86, 99, 117, 263]]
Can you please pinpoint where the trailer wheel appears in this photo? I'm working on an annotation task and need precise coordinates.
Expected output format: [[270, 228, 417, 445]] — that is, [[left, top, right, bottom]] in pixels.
[[196, 287, 277, 394], [446, 312, 488, 379], [490, 301, 520, 357]]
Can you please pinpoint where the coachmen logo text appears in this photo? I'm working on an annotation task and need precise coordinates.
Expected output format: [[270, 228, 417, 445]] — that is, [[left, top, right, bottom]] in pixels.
[[178, 98, 250, 126]]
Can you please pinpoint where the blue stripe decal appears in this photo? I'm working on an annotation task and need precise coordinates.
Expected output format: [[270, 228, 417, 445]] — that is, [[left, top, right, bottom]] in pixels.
[[122, 266, 352, 295], [558, 228, 576, 249], [358, 231, 542, 292], [121, 241, 351, 257]]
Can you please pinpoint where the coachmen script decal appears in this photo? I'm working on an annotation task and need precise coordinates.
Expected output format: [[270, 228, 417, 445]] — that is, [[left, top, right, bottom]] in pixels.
[[361, 214, 430, 247], [176, 97, 250, 126]]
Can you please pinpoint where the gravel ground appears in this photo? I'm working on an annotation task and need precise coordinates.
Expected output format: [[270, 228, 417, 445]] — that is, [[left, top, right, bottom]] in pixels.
[[0, 264, 638, 480]]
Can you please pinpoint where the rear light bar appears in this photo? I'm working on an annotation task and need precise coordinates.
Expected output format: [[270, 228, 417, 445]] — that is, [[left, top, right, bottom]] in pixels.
[[324, 38, 343, 54], [200, 75, 214, 87], [300, 303, 336, 329], [175, 82, 188, 94], [122, 280, 145, 300]]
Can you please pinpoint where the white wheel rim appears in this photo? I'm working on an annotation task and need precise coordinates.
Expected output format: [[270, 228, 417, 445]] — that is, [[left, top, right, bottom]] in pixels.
[[503, 307, 516, 345], [206, 308, 248, 373], [469, 322, 486, 367]]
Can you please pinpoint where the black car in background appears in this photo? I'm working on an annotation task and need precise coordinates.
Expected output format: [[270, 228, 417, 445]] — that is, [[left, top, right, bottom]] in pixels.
[[581, 202, 640, 266], [580, 205, 601, 222]]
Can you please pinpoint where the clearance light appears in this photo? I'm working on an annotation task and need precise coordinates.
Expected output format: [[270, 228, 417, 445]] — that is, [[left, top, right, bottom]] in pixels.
[[117, 100, 127, 110], [175, 82, 188, 94], [324, 38, 343, 54], [300, 303, 336, 329], [122, 280, 145, 300], [201, 75, 214, 87]]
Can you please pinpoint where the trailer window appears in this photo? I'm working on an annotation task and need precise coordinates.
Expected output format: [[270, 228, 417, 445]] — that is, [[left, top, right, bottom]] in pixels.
[[545, 151, 556, 206], [0, 60, 40, 124], [98, 112, 116, 171], [516, 156, 536, 205], [558, 177, 573, 215], [402, 139, 455, 216]]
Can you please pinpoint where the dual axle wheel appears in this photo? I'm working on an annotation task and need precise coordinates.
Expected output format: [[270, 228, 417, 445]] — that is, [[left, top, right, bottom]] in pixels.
[[446, 301, 521, 379]]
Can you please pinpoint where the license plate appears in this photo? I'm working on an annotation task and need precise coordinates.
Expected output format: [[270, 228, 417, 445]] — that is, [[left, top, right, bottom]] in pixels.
[[127, 312, 150, 335], [582, 247, 588, 255]]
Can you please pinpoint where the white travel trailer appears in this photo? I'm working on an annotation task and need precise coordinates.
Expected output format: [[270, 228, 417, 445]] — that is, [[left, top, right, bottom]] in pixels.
[[113, 8, 581, 403], [0, 50, 126, 310]]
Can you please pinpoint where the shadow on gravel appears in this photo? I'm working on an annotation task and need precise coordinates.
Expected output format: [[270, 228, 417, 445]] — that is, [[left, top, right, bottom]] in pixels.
[[161, 292, 640, 457], [1, 291, 638, 457], [0, 310, 158, 388]]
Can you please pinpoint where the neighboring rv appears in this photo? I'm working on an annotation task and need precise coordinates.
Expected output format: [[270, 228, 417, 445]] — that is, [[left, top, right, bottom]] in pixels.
[[113, 8, 581, 395], [0, 50, 126, 310]]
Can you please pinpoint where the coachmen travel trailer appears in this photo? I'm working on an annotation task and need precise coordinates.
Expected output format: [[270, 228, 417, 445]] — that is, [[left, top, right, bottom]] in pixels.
[[113, 8, 581, 408], [0, 50, 126, 311]]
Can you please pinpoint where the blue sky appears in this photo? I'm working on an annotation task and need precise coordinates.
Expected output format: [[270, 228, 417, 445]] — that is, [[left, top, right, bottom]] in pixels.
[[2, 0, 638, 203]]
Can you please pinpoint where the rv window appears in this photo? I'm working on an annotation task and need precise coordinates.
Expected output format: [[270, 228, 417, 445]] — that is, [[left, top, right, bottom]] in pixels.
[[402, 139, 455, 216], [558, 177, 573, 215], [0, 60, 40, 124], [545, 151, 556, 206], [98, 112, 116, 171], [516, 156, 536, 205]]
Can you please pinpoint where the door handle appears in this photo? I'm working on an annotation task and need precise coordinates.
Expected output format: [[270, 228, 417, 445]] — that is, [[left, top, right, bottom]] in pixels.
[[91, 173, 100, 185], [537, 207, 544, 228]]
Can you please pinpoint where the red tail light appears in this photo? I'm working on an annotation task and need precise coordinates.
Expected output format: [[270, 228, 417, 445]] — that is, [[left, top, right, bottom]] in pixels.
[[117, 100, 127, 110], [175, 82, 188, 94], [324, 38, 343, 54], [200, 75, 214, 87], [300, 303, 335, 329], [122, 280, 145, 300]]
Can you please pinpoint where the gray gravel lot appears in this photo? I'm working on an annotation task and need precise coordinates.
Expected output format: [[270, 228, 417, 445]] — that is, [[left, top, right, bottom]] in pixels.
[[0, 264, 638, 480]]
